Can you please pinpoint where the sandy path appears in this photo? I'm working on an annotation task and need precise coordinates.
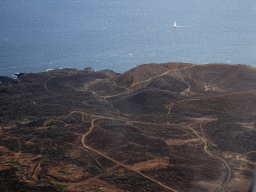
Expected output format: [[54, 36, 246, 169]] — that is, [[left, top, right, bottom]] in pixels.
[[43, 119, 68, 127]]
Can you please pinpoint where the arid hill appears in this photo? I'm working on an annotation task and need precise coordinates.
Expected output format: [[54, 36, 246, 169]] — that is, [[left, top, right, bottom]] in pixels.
[[0, 63, 256, 192]]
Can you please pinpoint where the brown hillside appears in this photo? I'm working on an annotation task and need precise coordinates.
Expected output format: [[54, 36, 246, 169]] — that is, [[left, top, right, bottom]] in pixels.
[[110, 62, 194, 89], [88, 63, 256, 98], [171, 90, 256, 115], [111, 88, 180, 113], [178, 64, 256, 93], [1, 63, 256, 192]]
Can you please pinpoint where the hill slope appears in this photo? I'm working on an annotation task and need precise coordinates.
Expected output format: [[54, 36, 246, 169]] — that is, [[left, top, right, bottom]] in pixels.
[[0, 63, 256, 192]]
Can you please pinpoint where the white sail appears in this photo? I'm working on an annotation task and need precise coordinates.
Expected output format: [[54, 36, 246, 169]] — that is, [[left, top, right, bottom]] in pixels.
[[173, 21, 177, 28]]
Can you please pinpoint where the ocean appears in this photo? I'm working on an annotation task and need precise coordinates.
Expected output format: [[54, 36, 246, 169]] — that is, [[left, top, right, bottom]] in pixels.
[[0, 0, 255, 77]]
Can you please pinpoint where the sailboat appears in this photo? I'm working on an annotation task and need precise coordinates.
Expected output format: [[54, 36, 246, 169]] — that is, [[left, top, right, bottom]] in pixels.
[[173, 21, 178, 28]]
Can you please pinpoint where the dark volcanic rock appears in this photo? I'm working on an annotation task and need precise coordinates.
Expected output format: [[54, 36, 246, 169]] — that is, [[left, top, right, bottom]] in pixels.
[[13, 73, 26, 78]]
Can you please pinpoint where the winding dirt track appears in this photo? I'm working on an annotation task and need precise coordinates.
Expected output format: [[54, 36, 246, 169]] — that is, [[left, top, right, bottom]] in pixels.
[[84, 65, 195, 99], [81, 116, 178, 192], [186, 122, 231, 192], [71, 110, 232, 191]]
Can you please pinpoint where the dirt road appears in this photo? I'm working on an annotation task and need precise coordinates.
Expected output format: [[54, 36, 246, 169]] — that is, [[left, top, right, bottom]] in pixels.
[[81, 115, 178, 192]]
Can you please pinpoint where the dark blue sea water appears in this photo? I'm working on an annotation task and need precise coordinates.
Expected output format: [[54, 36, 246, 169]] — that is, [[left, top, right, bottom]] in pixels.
[[0, 0, 255, 77]]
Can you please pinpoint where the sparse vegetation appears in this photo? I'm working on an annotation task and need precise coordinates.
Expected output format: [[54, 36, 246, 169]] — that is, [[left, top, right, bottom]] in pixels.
[[0, 168, 59, 192], [87, 165, 102, 174], [36, 126, 71, 139], [67, 157, 87, 167], [1, 64, 256, 192], [43, 145, 66, 159], [0, 134, 6, 138], [41, 158, 51, 166], [131, 113, 185, 124], [100, 174, 149, 191], [57, 170, 71, 175], [52, 182, 67, 191], [7, 160, 20, 165], [91, 186, 103, 191], [0, 140, 19, 152]]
